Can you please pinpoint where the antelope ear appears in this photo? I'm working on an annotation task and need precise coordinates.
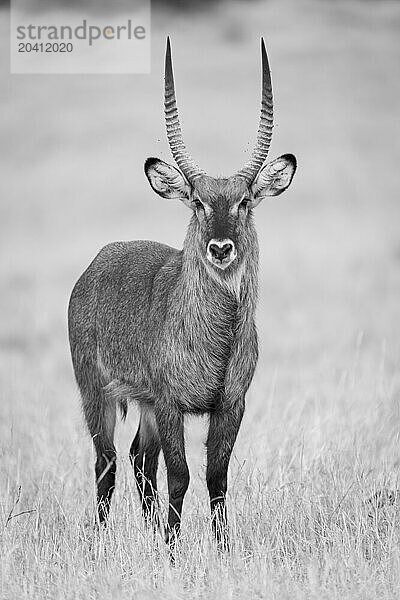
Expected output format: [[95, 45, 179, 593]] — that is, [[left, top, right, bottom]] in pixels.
[[144, 157, 191, 203], [250, 154, 297, 207]]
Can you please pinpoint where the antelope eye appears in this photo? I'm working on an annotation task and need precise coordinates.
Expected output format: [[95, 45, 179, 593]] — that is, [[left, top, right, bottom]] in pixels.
[[193, 198, 203, 210], [240, 197, 250, 208]]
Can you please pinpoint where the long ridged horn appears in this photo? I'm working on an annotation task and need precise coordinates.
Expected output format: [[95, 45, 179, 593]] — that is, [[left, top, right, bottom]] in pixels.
[[164, 37, 205, 182], [236, 38, 274, 182]]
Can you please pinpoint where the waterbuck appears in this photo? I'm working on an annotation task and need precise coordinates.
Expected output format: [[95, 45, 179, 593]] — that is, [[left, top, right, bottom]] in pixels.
[[68, 37, 296, 547]]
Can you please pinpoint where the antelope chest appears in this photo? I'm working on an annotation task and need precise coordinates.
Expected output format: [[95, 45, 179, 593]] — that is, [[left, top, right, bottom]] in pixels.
[[160, 311, 237, 413]]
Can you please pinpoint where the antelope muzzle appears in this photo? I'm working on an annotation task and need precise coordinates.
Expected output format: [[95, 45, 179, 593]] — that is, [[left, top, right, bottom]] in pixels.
[[206, 239, 237, 270]]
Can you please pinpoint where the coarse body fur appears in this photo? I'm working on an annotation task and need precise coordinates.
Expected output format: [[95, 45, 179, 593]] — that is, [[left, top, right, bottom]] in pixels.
[[69, 219, 259, 420]]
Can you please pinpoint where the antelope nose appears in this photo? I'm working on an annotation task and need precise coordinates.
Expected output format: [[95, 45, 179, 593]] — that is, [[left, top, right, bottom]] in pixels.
[[208, 240, 234, 262]]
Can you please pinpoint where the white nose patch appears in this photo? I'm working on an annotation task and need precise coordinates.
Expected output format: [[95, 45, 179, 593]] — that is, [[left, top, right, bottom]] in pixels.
[[206, 238, 237, 270]]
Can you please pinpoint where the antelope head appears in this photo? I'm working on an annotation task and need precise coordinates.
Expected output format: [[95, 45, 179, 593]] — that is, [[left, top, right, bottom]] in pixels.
[[145, 37, 297, 272]]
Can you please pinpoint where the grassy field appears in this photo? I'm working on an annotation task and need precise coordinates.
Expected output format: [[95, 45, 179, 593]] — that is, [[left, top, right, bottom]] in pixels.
[[1, 0, 400, 597]]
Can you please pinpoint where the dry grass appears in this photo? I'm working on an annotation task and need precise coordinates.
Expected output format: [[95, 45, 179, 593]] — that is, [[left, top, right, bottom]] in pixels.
[[1, 0, 400, 597]]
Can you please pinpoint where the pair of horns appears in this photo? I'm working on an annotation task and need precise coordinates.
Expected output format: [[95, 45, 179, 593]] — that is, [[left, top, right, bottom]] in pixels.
[[164, 36, 273, 184]]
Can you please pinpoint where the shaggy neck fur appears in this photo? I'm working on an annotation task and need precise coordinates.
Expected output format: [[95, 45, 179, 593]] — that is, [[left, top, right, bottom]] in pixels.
[[174, 214, 259, 340]]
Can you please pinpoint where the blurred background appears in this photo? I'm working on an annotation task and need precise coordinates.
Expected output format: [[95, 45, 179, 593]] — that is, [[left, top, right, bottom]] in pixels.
[[1, 0, 400, 543]]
